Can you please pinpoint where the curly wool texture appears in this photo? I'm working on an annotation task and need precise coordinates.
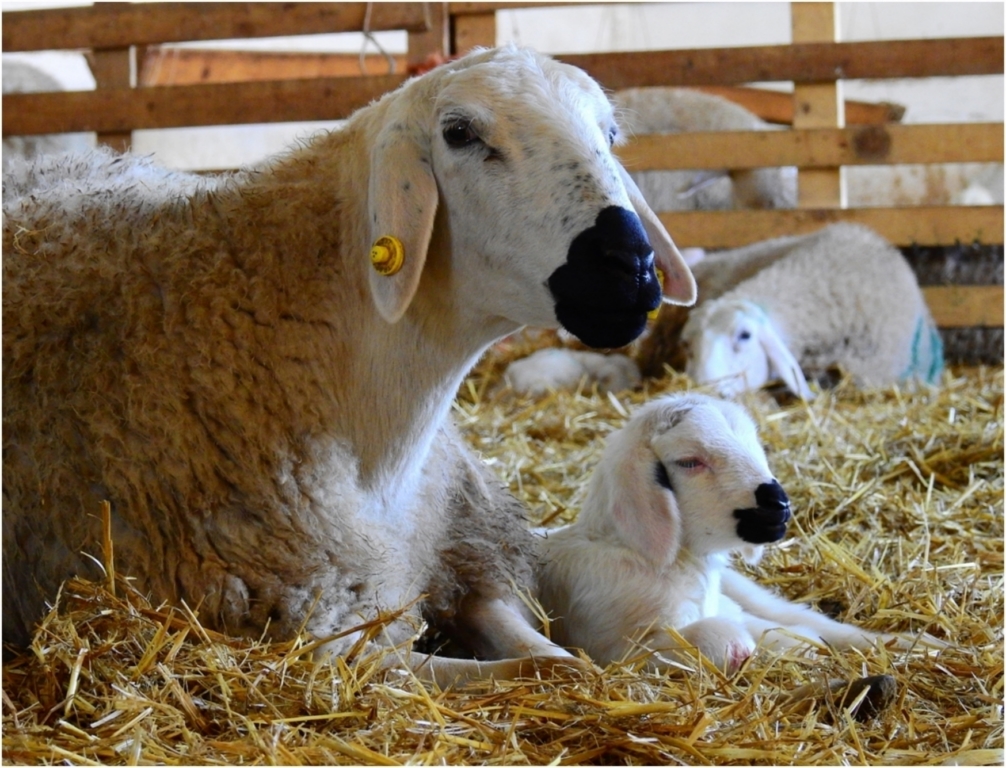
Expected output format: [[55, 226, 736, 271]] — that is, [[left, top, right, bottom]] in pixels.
[[3, 57, 552, 656]]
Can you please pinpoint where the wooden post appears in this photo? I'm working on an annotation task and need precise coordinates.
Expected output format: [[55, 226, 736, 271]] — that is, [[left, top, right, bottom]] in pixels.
[[407, 2, 450, 70], [87, 47, 133, 151], [791, 2, 845, 208], [451, 10, 496, 54]]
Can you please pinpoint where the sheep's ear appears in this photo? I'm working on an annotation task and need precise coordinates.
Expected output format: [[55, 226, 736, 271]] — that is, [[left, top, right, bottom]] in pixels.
[[602, 431, 682, 565], [367, 123, 439, 323], [616, 162, 697, 307], [757, 319, 814, 400]]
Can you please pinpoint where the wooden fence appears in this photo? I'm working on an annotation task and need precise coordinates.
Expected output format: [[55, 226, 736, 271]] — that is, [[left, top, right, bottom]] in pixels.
[[3, 1, 1002, 337]]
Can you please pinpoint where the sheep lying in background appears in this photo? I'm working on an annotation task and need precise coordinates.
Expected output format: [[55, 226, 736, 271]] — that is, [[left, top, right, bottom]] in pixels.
[[636, 223, 943, 397], [535, 394, 936, 672], [2, 59, 95, 171], [2, 46, 698, 685], [505, 347, 641, 395], [614, 87, 796, 212]]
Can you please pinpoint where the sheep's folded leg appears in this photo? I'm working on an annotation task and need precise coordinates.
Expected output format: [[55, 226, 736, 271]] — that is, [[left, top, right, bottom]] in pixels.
[[387, 651, 592, 689], [452, 596, 578, 661]]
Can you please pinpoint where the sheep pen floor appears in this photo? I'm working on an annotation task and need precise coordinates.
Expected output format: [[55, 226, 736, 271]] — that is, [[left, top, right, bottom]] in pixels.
[[2, 349, 1002, 766]]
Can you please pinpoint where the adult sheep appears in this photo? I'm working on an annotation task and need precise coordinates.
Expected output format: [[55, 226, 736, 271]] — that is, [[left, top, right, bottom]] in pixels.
[[637, 224, 942, 397], [2, 46, 697, 685]]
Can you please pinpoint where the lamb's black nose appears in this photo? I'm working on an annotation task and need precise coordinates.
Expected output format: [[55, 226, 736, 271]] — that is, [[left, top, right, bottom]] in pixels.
[[755, 480, 790, 513], [733, 479, 791, 544]]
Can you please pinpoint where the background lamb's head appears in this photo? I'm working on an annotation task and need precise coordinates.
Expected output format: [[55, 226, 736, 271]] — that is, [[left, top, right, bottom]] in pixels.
[[682, 298, 812, 400], [370, 45, 696, 349]]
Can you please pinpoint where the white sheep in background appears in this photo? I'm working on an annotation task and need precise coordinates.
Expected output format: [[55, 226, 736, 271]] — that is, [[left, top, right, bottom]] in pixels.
[[2, 58, 95, 171], [2, 46, 698, 685], [535, 394, 940, 672], [638, 223, 943, 397], [613, 86, 797, 212]]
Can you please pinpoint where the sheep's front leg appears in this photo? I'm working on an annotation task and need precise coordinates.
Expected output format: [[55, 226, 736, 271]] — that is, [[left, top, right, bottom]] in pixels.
[[454, 596, 581, 661], [639, 617, 755, 673], [400, 596, 591, 688]]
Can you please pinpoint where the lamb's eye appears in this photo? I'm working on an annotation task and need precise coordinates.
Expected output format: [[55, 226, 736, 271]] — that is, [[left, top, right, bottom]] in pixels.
[[607, 127, 618, 147], [443, 119, 480, 148], [675, 458, 704, 470], [738, 330, 752, 341]]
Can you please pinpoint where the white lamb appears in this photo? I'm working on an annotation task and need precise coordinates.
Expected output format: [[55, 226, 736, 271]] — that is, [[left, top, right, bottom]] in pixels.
[[614, 86, 796, 212], [638, 223, 943, 398], [505, 347, 641, 395], [2, 46, 698, 686], [535, 394, 936, 672]]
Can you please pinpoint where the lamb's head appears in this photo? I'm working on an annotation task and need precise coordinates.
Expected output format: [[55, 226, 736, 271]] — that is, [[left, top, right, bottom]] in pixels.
[[365, 45, 696, 349], [579, 393, 790, 565], [682, 298, 813, 399]]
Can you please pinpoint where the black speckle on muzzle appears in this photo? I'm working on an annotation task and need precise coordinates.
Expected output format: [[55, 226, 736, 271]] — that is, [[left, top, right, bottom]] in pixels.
[[547, 206, 662, 349], [733, 480, 791, 544]]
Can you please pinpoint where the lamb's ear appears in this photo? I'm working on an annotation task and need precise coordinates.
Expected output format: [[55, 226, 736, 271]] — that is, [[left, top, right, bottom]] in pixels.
[[367, 121, 439, 323], [616, 162, 697, 307], [757, 318, 814, 400], [601, 430, 682, 565]]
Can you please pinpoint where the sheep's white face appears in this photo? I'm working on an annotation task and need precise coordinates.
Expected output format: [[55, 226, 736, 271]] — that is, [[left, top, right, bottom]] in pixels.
[[683, 302, 770, 397], [415, 47, 692, 348], [645, 395, 789, 555]]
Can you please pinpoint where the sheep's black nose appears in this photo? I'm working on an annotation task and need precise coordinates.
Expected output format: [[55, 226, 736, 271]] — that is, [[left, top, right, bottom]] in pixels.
[[733, 480, 791, 544], [548, 206, 662, 349]]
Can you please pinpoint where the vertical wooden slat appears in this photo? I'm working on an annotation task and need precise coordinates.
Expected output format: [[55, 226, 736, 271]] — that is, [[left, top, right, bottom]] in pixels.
[[452, 11, 496, 54], [791, 2, 845, 208], [87, 47, 133, 152], [407, 2, 450, 70]]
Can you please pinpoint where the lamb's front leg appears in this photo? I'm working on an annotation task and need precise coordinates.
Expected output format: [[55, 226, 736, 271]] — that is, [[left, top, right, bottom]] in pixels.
[[721, 569, 879, 651], [637, 617, 755, 673]]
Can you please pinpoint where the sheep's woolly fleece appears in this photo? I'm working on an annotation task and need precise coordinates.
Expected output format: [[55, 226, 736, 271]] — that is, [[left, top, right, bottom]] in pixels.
[[2, 342, 1002, 766]]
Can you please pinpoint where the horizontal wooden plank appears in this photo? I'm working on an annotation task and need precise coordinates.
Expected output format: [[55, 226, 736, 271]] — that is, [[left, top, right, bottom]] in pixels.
[[139, 48, 408, 85], [617, 123, 1004, 171], [658, 207, 1004, 249], [693, 85, 905, 126], [2, 3, 430, 52], [925, 286, 1004, 328], [2, 75, 407, 135], [135, 53, 907, 125], [558, 37, 1004, 89]]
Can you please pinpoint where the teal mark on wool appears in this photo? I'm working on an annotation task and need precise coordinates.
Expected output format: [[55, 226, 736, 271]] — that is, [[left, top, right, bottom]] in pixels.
[[902, 315, 944, 384]]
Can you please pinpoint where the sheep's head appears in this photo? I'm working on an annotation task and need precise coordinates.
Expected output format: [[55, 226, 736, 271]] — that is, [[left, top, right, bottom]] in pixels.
[[365, 45, 696, 349], [682, 299, 813, 399], [580, 393, 790, 565]]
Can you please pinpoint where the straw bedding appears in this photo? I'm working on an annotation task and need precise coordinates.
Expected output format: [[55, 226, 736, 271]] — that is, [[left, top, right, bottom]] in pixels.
[[2, 339, 1002, 766]]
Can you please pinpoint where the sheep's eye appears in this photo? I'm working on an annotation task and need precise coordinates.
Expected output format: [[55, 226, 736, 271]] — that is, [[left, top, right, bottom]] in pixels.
[[738, 330, 752, 342], [607, 127, 618, 148], [675, 458, 704, 470], [443, 119, 480, 148]]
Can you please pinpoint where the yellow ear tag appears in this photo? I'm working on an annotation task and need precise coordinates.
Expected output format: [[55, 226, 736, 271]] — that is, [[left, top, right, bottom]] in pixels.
[[648, 267, 665, 320], [370, 235, 405, 276]]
